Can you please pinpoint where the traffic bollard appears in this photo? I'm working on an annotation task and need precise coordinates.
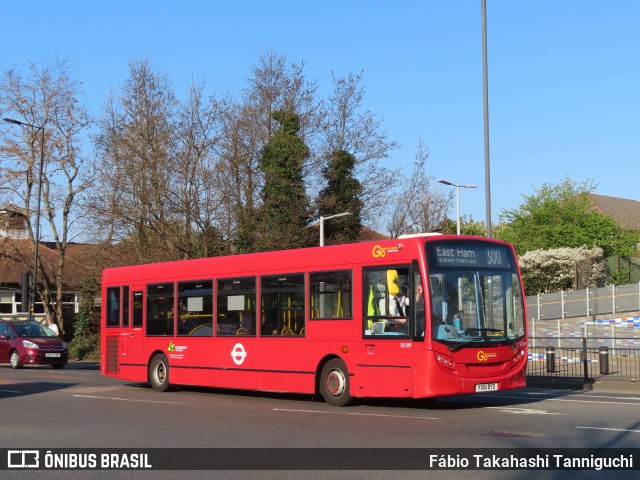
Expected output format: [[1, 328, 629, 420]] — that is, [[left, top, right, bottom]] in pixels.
[[599, 346, 609, 375], [546, 346, 556, 373]]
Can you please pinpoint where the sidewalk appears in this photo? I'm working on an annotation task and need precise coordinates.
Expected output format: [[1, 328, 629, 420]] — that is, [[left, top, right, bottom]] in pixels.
[[66, 360, 100, 370], [527, 375, 640, 394]]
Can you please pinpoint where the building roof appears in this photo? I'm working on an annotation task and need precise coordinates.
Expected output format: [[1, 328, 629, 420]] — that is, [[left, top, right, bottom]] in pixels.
[[588, 194, 640, 231], [0, 238, 105, 288]]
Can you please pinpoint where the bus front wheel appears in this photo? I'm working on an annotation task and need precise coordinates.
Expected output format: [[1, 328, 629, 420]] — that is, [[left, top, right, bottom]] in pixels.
[[149, 354, 172, 392], [320, 359, 353, 406]]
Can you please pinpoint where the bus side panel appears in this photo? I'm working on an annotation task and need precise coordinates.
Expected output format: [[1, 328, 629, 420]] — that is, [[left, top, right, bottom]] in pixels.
[[256, 339, 316, 394], [354, 365, 413, 398], [354, 341, 419, 398], [164, 338, 215, 388]]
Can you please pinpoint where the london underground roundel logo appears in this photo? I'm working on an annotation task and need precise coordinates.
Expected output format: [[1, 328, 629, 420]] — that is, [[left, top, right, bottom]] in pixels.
[[231, 343, 247, 365]]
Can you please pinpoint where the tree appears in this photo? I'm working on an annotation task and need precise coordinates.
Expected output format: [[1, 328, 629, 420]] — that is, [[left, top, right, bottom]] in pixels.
[[440, 215, 488, 237], [0, 58, 92, 333], [518, 246, 607, 295], [386, 139, 452, 237], [256, 110, 313, 251], [319, 72, 399, 231], [91, 58, 178, 263], [230, 50, 320, 252], [68, 277, 100, 360], [316, 149, 363, 245], [498, 176, 638, 257], [91, 59, 227, 262], [171, 79, 226, 258]]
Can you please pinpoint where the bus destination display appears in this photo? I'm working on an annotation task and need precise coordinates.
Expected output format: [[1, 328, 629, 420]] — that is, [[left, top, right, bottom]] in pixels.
[[429, 242, 512, 269]]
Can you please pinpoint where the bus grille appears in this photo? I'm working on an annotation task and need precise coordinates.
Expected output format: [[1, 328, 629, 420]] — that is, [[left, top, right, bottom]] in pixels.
[[105, 336, 119, 374]]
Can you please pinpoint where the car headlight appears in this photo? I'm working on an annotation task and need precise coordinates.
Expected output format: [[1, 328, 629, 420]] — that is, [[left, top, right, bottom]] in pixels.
[[22, 340, 39, 349]]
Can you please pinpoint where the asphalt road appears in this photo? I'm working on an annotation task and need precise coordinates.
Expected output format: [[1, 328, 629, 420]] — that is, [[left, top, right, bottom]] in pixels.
[[1, 361, 639, 480]]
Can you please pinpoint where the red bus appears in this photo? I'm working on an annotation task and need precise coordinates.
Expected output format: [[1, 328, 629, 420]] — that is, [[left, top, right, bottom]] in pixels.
[[101, 234, 527, 406]]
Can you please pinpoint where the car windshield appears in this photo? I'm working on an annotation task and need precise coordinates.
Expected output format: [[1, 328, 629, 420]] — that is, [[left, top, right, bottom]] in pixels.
[[11, 322, 57, 338]]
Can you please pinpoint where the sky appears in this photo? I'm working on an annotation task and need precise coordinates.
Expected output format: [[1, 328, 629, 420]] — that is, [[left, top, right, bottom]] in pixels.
[[2, 0, 639, 229]]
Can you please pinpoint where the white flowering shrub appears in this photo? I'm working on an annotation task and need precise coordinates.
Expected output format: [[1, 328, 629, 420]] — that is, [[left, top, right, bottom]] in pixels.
[[519, 246, 607, 295]]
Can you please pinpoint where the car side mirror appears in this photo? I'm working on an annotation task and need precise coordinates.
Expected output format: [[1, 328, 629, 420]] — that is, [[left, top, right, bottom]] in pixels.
[[0, 334, 8, 340]]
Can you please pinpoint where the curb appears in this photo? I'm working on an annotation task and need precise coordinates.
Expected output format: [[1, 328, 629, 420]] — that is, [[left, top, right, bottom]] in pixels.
[[66, 360, 100, 370], [526, 376, 640, 393]]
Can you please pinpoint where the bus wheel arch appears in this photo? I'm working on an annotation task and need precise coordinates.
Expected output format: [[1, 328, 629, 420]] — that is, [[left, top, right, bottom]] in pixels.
[[148, 352, 173, 392], [317, 356, 354, 407]]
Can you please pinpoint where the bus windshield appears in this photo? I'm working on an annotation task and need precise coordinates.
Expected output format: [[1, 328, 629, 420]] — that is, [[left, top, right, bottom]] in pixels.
[[426, 240, 526, 349]]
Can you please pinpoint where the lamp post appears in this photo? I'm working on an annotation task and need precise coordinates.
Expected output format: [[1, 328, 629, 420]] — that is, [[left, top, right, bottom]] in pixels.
[[319, 212, 351, 247], [438, 179, 477, 235], [482, 0, 492, 237], [4, 117, 45, 321]]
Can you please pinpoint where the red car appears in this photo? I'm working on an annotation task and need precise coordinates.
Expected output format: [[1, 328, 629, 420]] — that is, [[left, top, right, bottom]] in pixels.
[[0, 320, 68, 369]]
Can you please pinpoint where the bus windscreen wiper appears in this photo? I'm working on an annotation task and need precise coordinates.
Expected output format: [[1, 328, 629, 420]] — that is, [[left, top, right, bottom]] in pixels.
[[466, 328, 515, 348], [448, 339, 476, 352]]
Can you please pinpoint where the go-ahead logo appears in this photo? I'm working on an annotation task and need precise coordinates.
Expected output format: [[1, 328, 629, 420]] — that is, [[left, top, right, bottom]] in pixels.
[[477, 351, 498, 362], [371, 244, 402, 258]]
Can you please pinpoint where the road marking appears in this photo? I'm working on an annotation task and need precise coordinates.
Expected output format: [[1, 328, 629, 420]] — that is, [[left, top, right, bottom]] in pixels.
[[272, 408, 438, 420], [73, 394, 187, 405], [486, 406, 567, 415], [484, 393, 640, 407], [576, 426, 640, 434], [0, 389, 22, 394], [527, 391, 640, 402]]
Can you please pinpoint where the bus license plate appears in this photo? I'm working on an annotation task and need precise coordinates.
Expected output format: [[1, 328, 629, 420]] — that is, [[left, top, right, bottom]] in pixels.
[[475, 382, 498, 392], [46, 353, 61, 358]]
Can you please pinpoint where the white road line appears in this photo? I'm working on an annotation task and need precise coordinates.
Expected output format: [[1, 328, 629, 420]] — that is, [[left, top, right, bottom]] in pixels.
[[0, 389, 22, 394], [73, 394, 187, 405], [485, 393, 640, 407], [272, 408, 438, 420], [486, 406, 567, 415], [576, 426, 640, 434], [527, 392, 640, 402]]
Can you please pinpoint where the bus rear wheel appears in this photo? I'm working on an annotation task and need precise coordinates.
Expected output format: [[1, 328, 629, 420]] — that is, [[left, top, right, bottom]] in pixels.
[[149, 354, 172, 392], [320, 359, 353, 406]]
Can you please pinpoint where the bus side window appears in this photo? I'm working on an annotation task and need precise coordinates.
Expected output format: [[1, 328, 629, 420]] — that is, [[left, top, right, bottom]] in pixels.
[[106, 287, 120, 327], [122, 286, 130, 327], [132, 291, 143, 327], [146, 283, 174, 336], [363, 266, 411, 337], [217, 277, 256, 336], [413, 266, 425, 339], [178, 281, 214, 336], [260, 274, 305, 336], [309, 270, 352, 319]]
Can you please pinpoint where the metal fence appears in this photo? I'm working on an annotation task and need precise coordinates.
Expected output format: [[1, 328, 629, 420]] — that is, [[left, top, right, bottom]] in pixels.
[[525, 280, 640, 382], [526, 282, 640, 322], [527, 338, 640, 383]]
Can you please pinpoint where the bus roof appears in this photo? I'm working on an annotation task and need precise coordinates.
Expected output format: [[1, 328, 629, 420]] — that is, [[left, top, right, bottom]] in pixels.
[[102, 235, 512, 284]]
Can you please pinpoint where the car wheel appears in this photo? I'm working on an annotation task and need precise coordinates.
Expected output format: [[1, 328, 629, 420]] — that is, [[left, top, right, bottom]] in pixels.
[[10, 351, 23, 369]]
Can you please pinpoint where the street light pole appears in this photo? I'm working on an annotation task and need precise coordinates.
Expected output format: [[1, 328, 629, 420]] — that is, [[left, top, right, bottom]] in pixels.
[[438, 179, 477, 235], [319, 212, 351, 246], [4, 117, 45, 322], [482, 0, 492, 237]]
